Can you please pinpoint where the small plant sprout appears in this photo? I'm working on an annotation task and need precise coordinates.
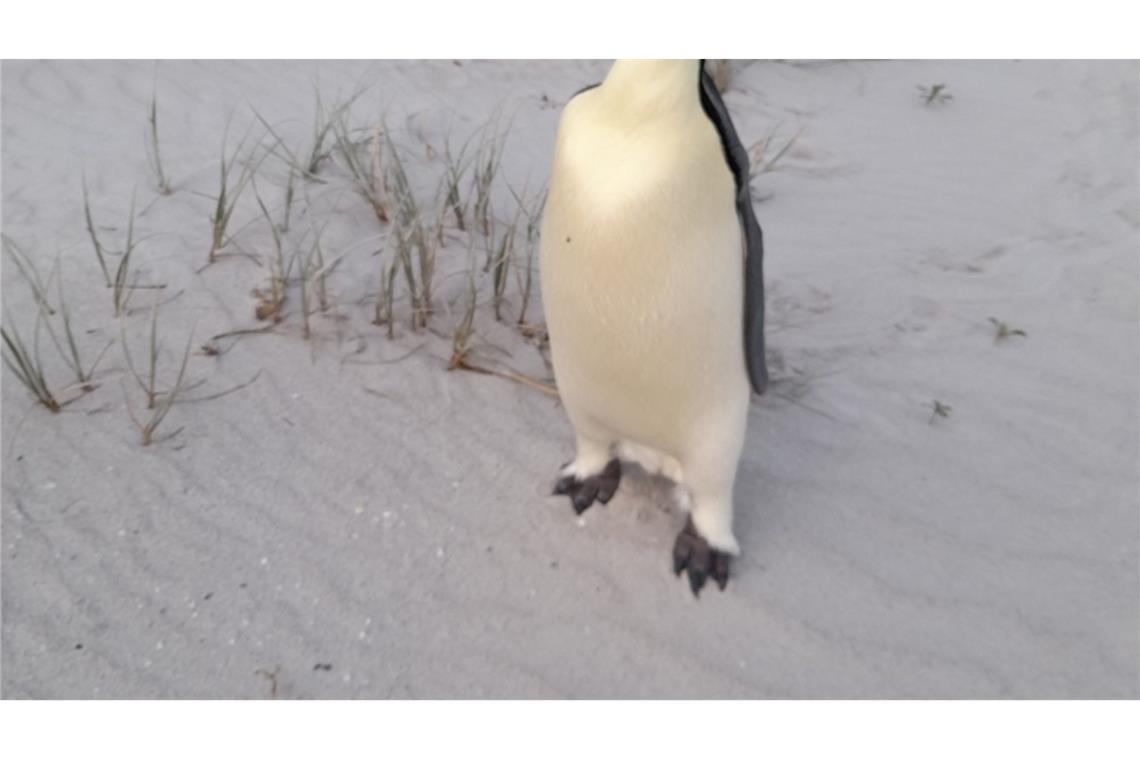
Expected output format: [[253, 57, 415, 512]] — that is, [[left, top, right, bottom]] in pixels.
[[448, 252, 479, 371], [306, 89, 364, 179], [471, 120, 510, 238], [490, 201, 525, 322], [282, 164, 297, 232], [145, 84, 172, 195], [82, 176, 112, 287], [929, 400, 952, 424], [918, 83, 953, 106], [112, 190, 140, 316], [373, 240, 400, 340], [252, 179, 291, 323], [331, 112, 388, 226], [298, 232, 338, 340], [508, 184, 545, 325], [208, 126, 262, 265], [45, 264, 113, 392], [382, 130, 446, 329], [2, 311, 61, 412], [3, 235, 55, 316], [441, 130, 478, 231], [122, 321, 195, 447], [988, 317, 1027, 343]]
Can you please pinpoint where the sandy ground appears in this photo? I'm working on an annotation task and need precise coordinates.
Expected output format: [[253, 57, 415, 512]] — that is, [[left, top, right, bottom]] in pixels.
[[1, 60, 1137, 698]]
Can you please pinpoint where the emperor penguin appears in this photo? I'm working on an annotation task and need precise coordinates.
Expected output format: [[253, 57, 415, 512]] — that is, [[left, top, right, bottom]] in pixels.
[[539, 59, 768, 595]]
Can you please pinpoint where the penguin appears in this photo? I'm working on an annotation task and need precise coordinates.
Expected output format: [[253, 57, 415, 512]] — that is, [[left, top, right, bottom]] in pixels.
[[539, 59, 767, 596]]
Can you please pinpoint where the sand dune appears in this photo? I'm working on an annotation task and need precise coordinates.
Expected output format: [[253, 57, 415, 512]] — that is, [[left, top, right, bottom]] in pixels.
[[2, 60, 1137, 698]]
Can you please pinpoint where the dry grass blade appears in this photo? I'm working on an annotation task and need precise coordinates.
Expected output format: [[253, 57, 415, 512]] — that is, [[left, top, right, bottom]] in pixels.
[[113, 190, 140, 316], [373, 240, 399, 340], [174, 369, 262, 404], [490, 199, 525, 322], [120, 302, 163, 409], [3, 235, 55, 316], [448, 250, 479, 370], [208, 124, 271, 264], [331, 111, 388, 225], [122, 313, 196, 446], [44, 262, 111, 391], [145, 84, 172, 195], [471, 119, 511, 238], [308, 88, 365, 178], [2, 312, 61, 413], [441, 130, 479, 231], [508, 184, 546, 325], [82, 176, 112, 287], [988, 316, 1027, 343], [252, 179, 290, 323]]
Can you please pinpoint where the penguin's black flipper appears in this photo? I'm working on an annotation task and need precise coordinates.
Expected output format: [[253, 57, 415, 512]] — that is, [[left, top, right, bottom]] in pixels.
[[698, 69, 769, 395]]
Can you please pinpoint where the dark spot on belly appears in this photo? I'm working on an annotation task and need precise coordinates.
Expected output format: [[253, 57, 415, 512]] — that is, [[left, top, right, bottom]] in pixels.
[[565, 235, 571, 243]]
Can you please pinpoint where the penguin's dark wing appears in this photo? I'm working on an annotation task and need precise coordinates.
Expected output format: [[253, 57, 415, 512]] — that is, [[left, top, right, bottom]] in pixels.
[[698, 70, 769, 395]]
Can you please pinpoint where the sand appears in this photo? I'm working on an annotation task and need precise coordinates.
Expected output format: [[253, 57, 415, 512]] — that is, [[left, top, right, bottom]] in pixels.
[[1, 60, 1137, 698]]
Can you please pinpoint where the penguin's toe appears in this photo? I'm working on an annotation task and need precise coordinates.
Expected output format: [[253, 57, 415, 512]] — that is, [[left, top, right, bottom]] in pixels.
[[551, 458, 622, 515], [672, 516, 731, 596]]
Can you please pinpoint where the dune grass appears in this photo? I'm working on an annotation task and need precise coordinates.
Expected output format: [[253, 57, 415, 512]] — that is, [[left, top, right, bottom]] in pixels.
[[145, 84, 173, 195], [208, 126, 266, 264], [918, 83, 953, 106], [332, 113, 389, 226], [112, 190, 140, 316], [82, 176, 113, 287], [120, 302, 195, 445], [509, 185, 545, 326], [2, 312, 61, 413], [471, 121, 511, 239], [45, 264, 113, 392], [252, 179, 291, 323], [3, 235, 56, 316], [441, 131, 478, 232], [448, 246, 479, 371]]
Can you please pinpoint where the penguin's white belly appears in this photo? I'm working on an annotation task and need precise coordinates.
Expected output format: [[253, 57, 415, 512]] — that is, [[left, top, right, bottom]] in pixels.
[[540, 103, 749, 470]]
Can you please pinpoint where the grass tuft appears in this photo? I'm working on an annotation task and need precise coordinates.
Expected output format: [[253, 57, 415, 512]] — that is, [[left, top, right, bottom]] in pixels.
[[929, 399, 952, 424], [332, 113, 389, 226], [2, 312, 61, 413], [3, 235, 56, 316], [988, 317, 1027, 343], [145, 84, 173, 195], [917, 83, 953, 106], [121, 303, 195, 446], [252, 179, 290, 323], [82, 175, 112, 287], [208, 125, 264, 264]]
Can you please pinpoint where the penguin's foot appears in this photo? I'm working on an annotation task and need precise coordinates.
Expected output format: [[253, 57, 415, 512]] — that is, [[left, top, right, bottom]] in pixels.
[[672, 516, 731, 596], [552, 458, 622, 515]]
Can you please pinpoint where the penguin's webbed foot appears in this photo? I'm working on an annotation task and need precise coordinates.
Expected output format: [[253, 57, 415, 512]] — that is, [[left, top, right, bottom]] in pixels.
[[552, 458, 621, 515], [672, 516, 731, 596]]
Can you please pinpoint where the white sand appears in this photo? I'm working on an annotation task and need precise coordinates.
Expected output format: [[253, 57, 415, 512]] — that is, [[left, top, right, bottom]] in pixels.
[[1, 60, 1137, 698]]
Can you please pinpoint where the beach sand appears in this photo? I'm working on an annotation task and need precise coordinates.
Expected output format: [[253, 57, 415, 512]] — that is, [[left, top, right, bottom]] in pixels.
[[2, 60, 1137, 698]]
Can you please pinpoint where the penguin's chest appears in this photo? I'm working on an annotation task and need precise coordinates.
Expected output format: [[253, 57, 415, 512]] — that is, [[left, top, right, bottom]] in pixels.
[[540, 118, 744, 432]]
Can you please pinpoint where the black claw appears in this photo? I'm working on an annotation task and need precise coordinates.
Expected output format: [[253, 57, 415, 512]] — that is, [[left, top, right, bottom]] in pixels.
[[551, 458, 622, 515], [673, 546, 688, 576], [671, 516, 732, 597], [712, 553, 731, 591], [552, 475, 576, 496], [688, 566, 707, 596]]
